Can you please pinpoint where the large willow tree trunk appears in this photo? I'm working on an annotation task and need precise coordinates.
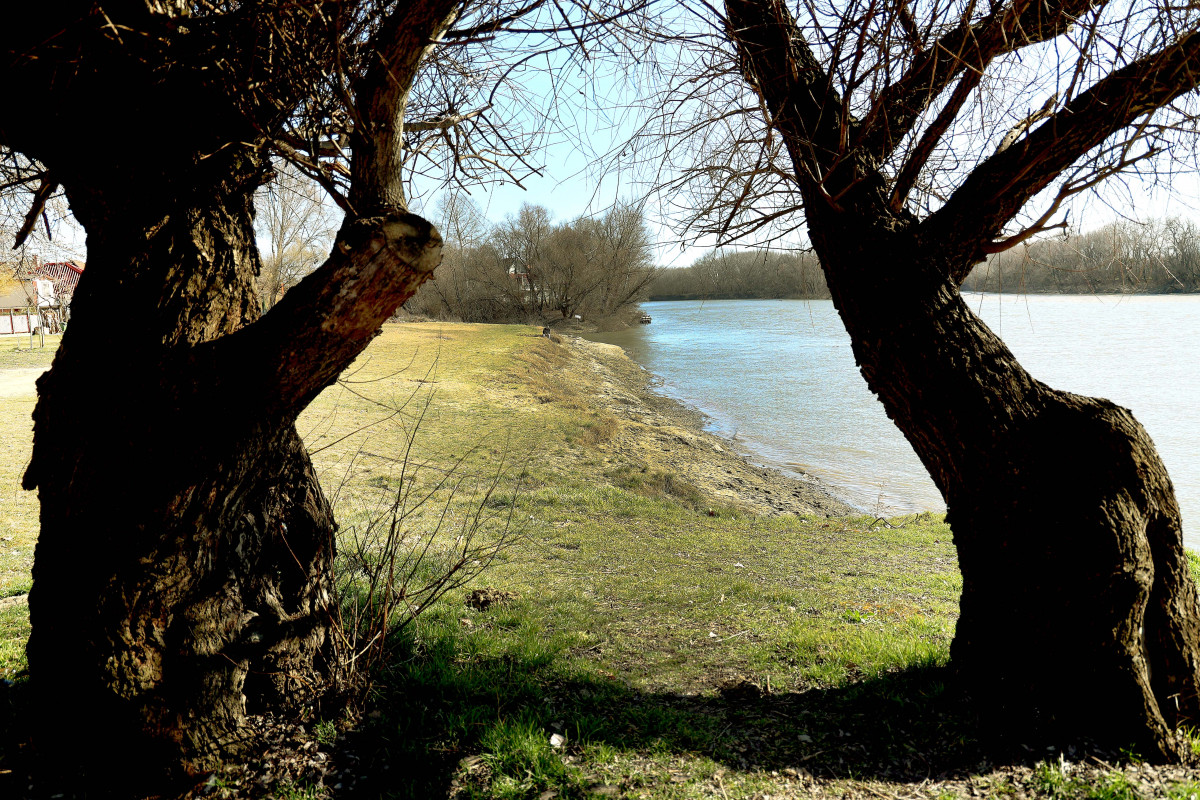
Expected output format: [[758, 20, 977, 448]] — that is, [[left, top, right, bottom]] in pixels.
[[719, 0, 1200, 759], [24, 148, 341, 786], [807, 214, 1200, 759], [23, 136, 441, 785], [2, 0, 452, 791]]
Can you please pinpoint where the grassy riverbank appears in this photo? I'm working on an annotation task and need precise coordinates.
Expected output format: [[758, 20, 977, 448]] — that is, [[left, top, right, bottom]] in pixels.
[[277, 323, 970, 799], [2, 324, 1199, 797]]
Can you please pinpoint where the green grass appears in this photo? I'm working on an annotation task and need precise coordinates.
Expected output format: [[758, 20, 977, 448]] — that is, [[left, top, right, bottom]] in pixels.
[[0, 334, 50, 604], [352, 590, 971, 798], [0, 333, 59, 370], [5, 323, 1200, 798], [0, 335, 40, 686], [1027, 758, 1148, 800], [1170, 783, 1200, 800], [0, 603, 29, 681], [291, 323, 973, 797]]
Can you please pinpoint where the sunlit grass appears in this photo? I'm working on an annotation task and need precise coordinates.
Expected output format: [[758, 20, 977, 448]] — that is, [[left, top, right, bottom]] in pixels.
[[0, 603, 29, 681], [8, 323, 1196, 797], [0, 355, 46, 602], [296, 323, 974, 797], [0, 333, 59, 370]]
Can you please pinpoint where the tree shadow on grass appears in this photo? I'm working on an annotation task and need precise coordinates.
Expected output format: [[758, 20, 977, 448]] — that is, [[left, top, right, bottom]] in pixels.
[[0, 678, 38, 797], [343, 644, 1045, 799], [0, 649, 1101, 799]]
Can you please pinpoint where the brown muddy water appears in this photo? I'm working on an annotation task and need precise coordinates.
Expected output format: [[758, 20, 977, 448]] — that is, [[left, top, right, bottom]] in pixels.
[[589, 296, 1200, 549]]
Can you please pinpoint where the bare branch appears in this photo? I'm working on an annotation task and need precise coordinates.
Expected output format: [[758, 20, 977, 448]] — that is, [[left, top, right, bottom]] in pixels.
[[349, 0, 464, 214], [221, 212, 442, 416], [888, 68, 982, 211], [404, 106, 489, 131], [444, 0, 548, 39], [994, 94, 1059, 155], [724, 0, 844, 199], [925, 30, 1200, 271], [857, 0, 1103, 162], [13, 175, 58, 250]]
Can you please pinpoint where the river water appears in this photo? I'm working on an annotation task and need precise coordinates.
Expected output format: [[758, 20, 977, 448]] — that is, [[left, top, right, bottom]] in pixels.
[[589, 296, 1200, 549]]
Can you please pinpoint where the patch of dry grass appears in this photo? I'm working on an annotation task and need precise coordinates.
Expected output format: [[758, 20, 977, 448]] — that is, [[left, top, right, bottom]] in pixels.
[[0, 396, 41, 600], [573, 415, 621, 447], [0, 338, 51, 682], [0, 334, 59, 371]]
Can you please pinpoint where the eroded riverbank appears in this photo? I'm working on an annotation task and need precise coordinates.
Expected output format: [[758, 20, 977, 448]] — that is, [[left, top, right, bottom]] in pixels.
[[565, 335, 851, 518]]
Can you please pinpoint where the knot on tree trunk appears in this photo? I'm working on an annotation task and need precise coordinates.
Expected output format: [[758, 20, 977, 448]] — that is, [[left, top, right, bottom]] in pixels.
[[336, 211, 443, 276]]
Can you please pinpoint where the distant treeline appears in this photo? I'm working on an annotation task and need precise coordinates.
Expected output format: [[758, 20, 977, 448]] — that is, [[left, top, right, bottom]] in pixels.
[[650, 249, 831, 300], [408, 199, 656, 324], [963, 218, 1200, 294]]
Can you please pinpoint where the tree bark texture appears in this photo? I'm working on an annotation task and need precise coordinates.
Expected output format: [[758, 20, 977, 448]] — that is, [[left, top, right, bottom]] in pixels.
[[0, 16, 446, 793], [807, 213, 1200, 759], [20, 146, 334, 783], [0, 1, 455, 785], [724, 0, 1200, 760], [20, 144, 441, 786]]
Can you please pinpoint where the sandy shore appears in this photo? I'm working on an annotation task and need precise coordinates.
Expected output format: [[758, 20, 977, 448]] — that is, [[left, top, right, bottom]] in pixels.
[[567, 335, 852, 517]]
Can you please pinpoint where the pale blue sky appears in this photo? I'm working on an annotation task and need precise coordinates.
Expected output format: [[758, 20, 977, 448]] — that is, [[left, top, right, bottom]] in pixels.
[[401, 12, 1200, 271]]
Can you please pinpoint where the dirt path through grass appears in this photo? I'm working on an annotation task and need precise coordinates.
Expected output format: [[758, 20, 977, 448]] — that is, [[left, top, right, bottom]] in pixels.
[[0, 367, 44, 398]]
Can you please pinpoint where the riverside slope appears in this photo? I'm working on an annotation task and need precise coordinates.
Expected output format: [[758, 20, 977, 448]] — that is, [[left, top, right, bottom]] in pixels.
[[568, 336, 851, 518], [9, 325, 1200, 798]]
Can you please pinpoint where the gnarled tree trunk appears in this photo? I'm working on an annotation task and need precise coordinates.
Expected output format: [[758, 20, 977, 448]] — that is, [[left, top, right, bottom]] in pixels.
[[2, 1, 455, 788], [23, 146, 341, 785], [723, 0, 1200, 759], [23, 144, 443, 786], [806, 213, 1200, 759]]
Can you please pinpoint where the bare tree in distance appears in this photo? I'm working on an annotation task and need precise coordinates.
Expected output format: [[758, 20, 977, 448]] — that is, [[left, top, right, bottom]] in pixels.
[[415, 200, 657, 322], [492, 202, 554, 316], [255, 162, 339, 310], [508, 201, 657, 322], [962, 218, 1200, 294], [642, 0, 1200, 760], [585, 200, 659, 318], [650, 247, 829, 299], [541, 220, 612, 319], [411, 191, 504, 319], [435, 191, 490, 249]]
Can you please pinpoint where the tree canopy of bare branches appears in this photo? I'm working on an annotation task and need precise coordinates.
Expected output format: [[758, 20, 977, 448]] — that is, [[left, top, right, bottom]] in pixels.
[[637, 0, 1200, 252], [410, 199, 657, 322], [255, 163, 340, 310]]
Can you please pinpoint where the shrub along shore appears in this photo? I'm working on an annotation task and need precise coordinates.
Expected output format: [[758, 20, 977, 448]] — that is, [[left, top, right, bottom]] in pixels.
[[3, 324, 1200, 798]]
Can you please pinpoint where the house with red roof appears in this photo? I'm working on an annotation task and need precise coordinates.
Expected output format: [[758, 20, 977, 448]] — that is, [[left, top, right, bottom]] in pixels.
[[0, 258, 84, 335]]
